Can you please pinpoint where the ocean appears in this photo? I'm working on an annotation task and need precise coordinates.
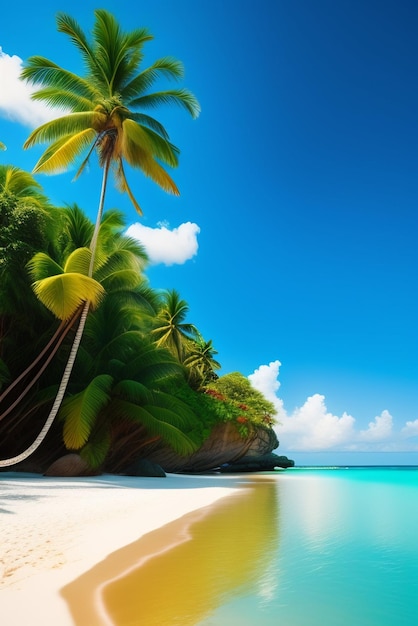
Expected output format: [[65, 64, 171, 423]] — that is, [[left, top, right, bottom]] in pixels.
[[104, 467, 418, 626]]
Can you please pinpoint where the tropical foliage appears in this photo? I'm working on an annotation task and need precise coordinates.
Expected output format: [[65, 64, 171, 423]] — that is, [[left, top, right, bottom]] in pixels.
[[0, 10, 276, 472], [0, 10, 200, 467]]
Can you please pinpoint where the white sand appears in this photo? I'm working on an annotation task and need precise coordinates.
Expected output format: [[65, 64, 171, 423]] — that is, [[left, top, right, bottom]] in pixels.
[[0, 472, 241, 626]]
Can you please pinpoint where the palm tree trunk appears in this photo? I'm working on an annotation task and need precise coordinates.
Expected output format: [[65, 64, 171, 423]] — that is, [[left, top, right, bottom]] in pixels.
[[0, 159, 111, 467], [0, 309, 82, 421]]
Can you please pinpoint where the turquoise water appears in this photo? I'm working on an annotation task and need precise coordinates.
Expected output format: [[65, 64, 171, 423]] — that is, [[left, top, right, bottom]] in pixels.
[[197, 467, 418, 626]]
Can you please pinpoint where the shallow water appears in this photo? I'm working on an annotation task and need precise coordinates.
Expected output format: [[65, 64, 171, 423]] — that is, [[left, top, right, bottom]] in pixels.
[[74, 468, 418, 625], [197, 468, 418, 626]]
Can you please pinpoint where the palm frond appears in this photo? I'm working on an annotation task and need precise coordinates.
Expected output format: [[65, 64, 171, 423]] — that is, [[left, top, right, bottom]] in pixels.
[[32, 273, 105, 320], [60, 374, 114, 449], [109, 159, 141, 214], [22, 56, 97, 101], [80, 430, 111, 469], [31, 88, 92, 112], [122, 57, 184, 101], [56, 13, 98, 79], [114, 400, 197, 455], [31, 128, 97, 174], [63, 247, 92, 275], [100, 269, 142, 293], [27, 252, 64, 281], [122, 118, 179, 167], [119, 347, 182, 384], [128, 112, 170, 139], [130, 89, 200, 119], [24, 113, 99, 149]]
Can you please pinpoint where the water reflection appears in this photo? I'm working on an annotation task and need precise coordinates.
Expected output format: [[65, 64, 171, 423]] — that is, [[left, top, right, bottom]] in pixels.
[[62, 477, 279, 626]]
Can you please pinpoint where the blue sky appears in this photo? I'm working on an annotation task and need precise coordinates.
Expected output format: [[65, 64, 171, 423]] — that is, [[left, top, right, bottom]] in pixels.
[[0, 0, 417, 463]]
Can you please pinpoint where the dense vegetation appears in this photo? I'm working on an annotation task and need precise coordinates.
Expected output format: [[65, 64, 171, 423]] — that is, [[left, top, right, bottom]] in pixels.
[[0, 11, 276, 471]]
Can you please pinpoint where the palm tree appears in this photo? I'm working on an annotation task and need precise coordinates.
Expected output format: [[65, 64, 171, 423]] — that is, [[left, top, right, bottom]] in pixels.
[[0, 208, 151, 466], [0, 10, 199, 467], [183, 334, 221, 389], [0, 165, 49, 207], [152, 289, 199, 363]]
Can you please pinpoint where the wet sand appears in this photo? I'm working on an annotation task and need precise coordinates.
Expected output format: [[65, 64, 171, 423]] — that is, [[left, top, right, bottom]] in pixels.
[[0, 472, 243, 625]]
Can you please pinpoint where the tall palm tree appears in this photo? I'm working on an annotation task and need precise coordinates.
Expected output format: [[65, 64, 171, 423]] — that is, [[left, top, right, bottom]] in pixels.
[[152, 289, 199, 363], [0, 10, 199, 467]]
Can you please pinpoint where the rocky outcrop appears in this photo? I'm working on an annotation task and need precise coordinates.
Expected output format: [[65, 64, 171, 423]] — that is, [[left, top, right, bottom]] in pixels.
[[42, 424, 291, 476], [219, 452, 295, 473], [137, 422, 281, 473]]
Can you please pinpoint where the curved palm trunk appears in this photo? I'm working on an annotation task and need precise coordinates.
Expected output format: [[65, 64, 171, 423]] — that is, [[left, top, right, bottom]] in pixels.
[[0, 159, 110, 467], [0, 309, 82, 421]]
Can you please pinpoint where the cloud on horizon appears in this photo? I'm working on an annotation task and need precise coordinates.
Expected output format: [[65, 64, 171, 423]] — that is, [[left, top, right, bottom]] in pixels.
[[0, 47, 62, 128], [126, 221, 200, 266], [249, 361, 418, 452]]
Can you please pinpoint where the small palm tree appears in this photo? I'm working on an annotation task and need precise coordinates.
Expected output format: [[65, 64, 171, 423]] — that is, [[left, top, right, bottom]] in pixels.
[[152, 289, 199, 363], [0, 164, 50, 207], [0, 10, 199, 467], [184, 335, 221, 389]]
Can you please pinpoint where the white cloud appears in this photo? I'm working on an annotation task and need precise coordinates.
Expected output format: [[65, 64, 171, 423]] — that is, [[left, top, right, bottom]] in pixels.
[[358, 410, 393, 442], [126, 221, 200, 266], [248, 361, 418, 452], [0, 47, 63, 127], [401, 419, 418, 439], [248, 360, 282, 402]]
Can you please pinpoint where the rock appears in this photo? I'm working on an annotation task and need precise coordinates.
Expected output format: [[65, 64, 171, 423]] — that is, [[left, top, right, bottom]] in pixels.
[[44, 453, 98, 477], [219, 452, 295, 473], [137, 423, 279, 473], [123, 458, 166, 477]]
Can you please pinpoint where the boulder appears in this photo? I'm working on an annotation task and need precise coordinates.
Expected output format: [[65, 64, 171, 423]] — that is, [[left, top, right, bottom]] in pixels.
[[123, 458, 166, 477], [44, 453, 98, 477]]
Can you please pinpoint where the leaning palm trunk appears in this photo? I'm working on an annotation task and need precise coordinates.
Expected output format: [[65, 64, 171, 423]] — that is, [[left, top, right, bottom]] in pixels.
[[0, 308, 82, 421], [0, 162, 109, 467]]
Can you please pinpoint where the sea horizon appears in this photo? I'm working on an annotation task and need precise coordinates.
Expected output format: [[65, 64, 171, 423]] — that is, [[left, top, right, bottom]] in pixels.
[[280, 450, 418, 468]]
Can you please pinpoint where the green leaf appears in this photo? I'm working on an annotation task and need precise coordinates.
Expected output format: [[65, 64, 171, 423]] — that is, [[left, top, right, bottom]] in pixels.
[[63, 247, 92, 275], [32, 273, 105, 320], [60, 374, 114, 449]]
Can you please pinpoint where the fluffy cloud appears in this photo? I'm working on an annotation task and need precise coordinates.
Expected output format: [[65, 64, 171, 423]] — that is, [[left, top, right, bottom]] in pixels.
[[0, 48, 61, 127], [400, 419, 418, 438], [249, 361, 417, 452], [358, 410, 393, 442], [126, 221, 200, 266]]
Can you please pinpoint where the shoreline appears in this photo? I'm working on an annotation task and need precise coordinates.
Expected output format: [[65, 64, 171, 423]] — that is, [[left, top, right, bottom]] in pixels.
[[0, 472, 244, 626]]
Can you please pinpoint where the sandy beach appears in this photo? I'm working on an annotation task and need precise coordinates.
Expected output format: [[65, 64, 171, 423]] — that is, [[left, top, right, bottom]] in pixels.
[[0, 472, 242, 626]]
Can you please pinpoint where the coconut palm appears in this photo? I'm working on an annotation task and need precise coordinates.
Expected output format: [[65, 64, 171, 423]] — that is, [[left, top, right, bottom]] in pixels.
[[184, 335, 221, 389], [0, 164, 49, 207], [152, 289, 199, 363], [0, 10, 199, 467]]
